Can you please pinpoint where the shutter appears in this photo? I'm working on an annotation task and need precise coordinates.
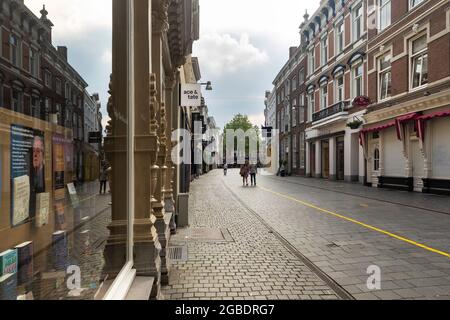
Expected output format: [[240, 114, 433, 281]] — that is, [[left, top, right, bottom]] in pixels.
[[2, 29, 10, 60], [23, 43, 30, 71], [3, 87, 11, 109]]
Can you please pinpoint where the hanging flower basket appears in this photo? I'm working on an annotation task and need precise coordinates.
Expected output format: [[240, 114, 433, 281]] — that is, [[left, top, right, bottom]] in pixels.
[[347, 119, 363, 130], [353, 96, 371, 108]]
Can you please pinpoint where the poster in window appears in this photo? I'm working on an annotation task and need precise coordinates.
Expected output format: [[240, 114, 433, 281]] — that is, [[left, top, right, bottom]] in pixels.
[[52, 134, 67, 201], [10, 124, 45, 227]]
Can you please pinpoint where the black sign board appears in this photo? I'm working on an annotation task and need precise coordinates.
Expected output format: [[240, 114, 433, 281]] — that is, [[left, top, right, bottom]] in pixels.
[[88, 131, 102, 144]]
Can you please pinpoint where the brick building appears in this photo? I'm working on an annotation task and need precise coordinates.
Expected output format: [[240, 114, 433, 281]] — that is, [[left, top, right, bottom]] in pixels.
[[301, 0, 368, 182], [362, 0, 450, 194], [0, 1, 88, 182]]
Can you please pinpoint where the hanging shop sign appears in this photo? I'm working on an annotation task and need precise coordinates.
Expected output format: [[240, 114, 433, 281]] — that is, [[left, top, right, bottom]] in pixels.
[[180, 84, 202, 107]]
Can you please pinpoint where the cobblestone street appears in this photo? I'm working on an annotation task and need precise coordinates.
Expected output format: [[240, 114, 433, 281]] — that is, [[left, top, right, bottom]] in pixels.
[[162, 170, 342, 300], [164, 169, 450, 300]]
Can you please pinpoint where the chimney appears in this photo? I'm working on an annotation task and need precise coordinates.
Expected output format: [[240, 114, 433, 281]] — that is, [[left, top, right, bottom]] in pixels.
[[289, 47, 298, 59], [57, 46, 68, 61]]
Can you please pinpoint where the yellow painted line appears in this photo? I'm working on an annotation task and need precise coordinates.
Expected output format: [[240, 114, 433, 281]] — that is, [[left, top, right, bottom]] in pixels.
[[260, 186, 450, 259]]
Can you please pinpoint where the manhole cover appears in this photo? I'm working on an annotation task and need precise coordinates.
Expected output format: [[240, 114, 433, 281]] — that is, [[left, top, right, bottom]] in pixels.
[[175, 228, 234, 243], [168, 246, 188, 262]]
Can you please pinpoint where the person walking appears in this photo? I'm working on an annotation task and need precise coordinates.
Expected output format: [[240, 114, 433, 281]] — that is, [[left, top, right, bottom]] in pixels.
[[99, 166, 108, 195], [223, 163, 228, 176], [249, 163, 257, 187], [240, 162, 250, 187]]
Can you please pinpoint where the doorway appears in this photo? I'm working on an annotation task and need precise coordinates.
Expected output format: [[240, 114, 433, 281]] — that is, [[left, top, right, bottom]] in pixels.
[[310, 142, 316, 177], [322, 140, 330, 179], [336, 137, 345, 180]]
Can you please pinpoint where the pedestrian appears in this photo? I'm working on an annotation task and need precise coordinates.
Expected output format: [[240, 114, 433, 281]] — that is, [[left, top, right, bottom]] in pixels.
[[249, 163, 257, 187], [223, 163, 228, 176], [240, 161, 250, 187], [99, 166, 108, 195]]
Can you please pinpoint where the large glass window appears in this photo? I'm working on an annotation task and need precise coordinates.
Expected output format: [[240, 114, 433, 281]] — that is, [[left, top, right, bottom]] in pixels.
[[379, 54, 392, 100], [410, 35, 428, 89], [379, 0, 391, 31]]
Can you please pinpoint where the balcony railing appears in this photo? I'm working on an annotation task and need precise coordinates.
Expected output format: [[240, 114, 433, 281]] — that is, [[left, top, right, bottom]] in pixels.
[[313, 100, 350, 123]]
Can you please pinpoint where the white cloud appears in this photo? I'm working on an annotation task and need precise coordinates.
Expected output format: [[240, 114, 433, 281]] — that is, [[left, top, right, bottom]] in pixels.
[[101, 50, 112, 65], [24, 0, 112, 40], [195, 33, 268, 76], [248, 113, 266, 127]]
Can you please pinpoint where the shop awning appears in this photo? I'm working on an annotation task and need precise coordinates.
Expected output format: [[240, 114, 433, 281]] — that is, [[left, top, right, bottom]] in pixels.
[[359, 122, 396, 149], [416, 109, 450, 141]]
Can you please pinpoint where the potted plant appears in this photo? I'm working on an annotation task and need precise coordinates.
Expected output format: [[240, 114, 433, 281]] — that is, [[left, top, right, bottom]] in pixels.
[[347, 119, 363, 130]]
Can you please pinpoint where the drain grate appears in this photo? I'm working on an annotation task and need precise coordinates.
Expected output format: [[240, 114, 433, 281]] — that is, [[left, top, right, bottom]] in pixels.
[[168, 246, 188, 262]]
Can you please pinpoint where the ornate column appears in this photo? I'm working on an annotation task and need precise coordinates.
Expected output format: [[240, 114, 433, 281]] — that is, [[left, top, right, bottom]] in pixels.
[[164, 75, 177, 235], [132, 0, 162, 299], [151, 0, 171, 286], [102, 0, 132, 285]]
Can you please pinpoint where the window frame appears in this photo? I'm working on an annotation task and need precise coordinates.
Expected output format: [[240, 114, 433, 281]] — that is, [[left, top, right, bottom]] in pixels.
[[409, 0, 425, 10], [335, 21, 344, 55], [378, 53, 392, 101], [320, 84, 328, 110], [378, 0, 391, 31], [352, 63, 364, 99], [308, 92, 315, 122], [10, 34, 20, 67], [352, 3, 364, 42], [321, 35, 328, 66], [409, 33, 428, 90], [335, 75, 344, 103]]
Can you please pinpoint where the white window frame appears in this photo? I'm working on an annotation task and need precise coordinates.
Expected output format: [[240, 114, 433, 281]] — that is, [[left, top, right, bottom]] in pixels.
[[308, 92, 315, 122], [352, 63, 364, 99], [409, 33, 428, 90], [335, 21, 344, 55], [378, 0, 391, 31], [299, 94, 305, 123], [308, 48, 315, 75], [409, 0, 425, 10], [352, 3, 364, 42], [320, 84, 328, 110], [335, 76, 344, 103], [378, 53, 392, 101], [321, 35, 328, 66]]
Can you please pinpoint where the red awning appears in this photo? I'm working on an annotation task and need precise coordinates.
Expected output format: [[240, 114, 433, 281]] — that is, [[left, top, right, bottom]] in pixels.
[[397, 112, 419, 122], [417, 110, 450, 121], [362, 122, 396, 133]]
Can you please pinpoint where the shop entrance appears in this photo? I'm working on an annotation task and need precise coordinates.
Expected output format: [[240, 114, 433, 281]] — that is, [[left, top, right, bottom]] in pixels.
[[322, 140, 330, 179], [310, 142, 316, 177], [336, 137, 345, 180]]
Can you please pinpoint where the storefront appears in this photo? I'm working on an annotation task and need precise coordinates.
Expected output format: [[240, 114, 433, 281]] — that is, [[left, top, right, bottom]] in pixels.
[[362, 91, 450, 194]]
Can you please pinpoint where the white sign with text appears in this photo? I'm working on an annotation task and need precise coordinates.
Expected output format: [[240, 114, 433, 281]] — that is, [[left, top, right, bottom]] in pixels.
[[180, 84, 202, 107]]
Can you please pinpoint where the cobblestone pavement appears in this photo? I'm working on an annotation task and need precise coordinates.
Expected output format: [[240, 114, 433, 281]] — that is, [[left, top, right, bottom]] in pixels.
[[162, 170, 342, 300], [225, 169, 450, 300]]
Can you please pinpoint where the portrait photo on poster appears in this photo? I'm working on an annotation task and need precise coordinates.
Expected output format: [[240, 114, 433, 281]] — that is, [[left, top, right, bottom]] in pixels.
[[10, 124, 46, 227]]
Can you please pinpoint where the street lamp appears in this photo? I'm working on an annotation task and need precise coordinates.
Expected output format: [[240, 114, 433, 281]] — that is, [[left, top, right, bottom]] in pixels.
[[200, 81, 213, 91]]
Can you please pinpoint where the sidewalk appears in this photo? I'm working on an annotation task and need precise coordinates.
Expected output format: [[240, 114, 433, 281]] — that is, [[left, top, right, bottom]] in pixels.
[[267, 173, 450, 215], [162, 171, 344, 300]]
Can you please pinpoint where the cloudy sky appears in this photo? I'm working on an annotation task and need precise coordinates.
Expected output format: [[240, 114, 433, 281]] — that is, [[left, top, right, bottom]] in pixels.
[[25, 0, 319, 130]]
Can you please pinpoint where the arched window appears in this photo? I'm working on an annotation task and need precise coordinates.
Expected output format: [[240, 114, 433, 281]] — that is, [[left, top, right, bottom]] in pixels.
[[374, 148, 380, 171]]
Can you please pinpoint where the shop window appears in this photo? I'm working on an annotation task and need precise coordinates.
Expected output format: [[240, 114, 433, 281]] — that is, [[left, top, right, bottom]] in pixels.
[[410, 34, 428, 89]]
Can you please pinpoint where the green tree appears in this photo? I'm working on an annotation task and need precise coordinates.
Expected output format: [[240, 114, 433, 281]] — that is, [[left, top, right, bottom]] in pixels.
[[222, 114, 261, 163]]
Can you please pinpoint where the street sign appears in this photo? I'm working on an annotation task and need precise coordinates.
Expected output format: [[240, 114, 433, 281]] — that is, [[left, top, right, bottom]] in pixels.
[[180, 84, 202, 107], [88, 131, 102, 143]]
